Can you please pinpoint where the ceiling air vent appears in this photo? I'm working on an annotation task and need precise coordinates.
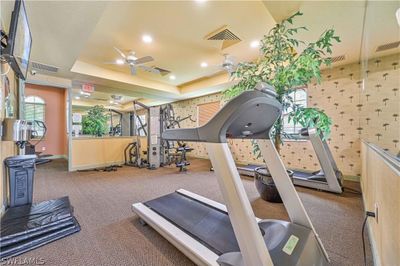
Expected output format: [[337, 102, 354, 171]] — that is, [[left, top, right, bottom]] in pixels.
[[153, 67, 171, 76], [205, 25, 241, 50], [30, 61, 59, 73], [331, 55, 346, 63], [376, 41, 400, 52]]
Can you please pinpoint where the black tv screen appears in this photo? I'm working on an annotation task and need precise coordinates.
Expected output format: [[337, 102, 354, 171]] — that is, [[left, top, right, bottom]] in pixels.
[[4, 0, 32, 80]]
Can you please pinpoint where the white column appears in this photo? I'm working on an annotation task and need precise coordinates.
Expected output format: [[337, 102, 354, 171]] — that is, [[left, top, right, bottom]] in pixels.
[[206, 142, 273, 266]]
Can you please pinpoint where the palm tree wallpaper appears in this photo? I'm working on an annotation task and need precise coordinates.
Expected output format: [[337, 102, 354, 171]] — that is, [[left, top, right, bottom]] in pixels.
[[172, 53, 399, 178]]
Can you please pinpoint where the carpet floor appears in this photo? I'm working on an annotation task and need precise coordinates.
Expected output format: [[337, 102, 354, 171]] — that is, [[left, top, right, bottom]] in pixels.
[[9, 159, 372, 266]]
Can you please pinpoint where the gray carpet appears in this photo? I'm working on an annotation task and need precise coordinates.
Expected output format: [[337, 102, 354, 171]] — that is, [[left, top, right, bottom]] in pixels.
[[10, 159, 372, 266]]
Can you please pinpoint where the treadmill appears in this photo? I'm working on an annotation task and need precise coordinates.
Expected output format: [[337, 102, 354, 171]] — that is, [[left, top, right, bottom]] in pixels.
[[132, 85, 329, 266], [211, 164, 262, 177], [237, 164, 263, 177], [290, 128, 343, 194]]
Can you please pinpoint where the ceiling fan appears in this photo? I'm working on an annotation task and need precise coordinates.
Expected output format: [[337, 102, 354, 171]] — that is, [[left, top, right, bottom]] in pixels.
[[208, 54, 237, 75], [106, 47, 160, 75], [220, 54, 237, 74]]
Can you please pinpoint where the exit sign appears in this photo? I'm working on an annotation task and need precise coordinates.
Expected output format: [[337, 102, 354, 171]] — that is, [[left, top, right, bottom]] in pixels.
[[82, 83, 95, 93]]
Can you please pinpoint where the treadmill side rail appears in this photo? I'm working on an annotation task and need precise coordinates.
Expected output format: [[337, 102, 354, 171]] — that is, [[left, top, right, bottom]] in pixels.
[[292, 177, 339, 193]]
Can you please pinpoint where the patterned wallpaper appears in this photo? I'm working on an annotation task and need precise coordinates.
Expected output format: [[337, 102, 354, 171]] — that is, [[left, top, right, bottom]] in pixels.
[[171, 53, 400, 178]]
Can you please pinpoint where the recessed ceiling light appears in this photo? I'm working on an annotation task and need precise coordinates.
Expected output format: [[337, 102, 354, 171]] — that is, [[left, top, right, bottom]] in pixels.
[[200, 62, 208, 68], [116, 59, 124, 65], [250, 40, 260, 48], [142, 34, 153, 43], [169, 75, 176, 80], [109, 100, 114, 104], [75, 96, 80, 100]]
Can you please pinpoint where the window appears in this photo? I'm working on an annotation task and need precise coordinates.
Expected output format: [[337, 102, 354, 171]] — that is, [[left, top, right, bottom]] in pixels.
[[197, 101, 220, 126], [25, 96, 45, 137], [283, 89, 307, 136]]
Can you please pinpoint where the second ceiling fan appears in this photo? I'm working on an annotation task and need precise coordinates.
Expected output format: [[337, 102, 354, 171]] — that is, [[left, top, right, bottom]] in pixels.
[[107, 47, 161, 75]]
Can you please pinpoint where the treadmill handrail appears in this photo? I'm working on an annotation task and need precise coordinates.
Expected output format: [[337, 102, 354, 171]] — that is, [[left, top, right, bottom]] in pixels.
[[308, 130, 343, 193], [162, 90, 281, 143]]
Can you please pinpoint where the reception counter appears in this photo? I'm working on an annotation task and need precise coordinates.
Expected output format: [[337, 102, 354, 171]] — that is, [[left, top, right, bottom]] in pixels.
[[70, 136, 133, 171]]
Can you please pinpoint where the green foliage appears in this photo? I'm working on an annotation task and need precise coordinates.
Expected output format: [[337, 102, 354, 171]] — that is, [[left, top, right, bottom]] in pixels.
[[82, 105, 108, 137], [223, 12, 339, 152], [288, 107, 332, 137]]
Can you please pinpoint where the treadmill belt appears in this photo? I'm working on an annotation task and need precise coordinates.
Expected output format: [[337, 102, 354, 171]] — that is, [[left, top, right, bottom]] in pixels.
[[144, 192, 240, 255], [292, 170, 314, 178], [237, 164, 261, 170]]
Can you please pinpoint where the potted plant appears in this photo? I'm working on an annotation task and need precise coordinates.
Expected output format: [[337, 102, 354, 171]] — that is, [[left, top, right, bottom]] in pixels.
[[224, 12, 340, 202], [82, 105, 108, 137]]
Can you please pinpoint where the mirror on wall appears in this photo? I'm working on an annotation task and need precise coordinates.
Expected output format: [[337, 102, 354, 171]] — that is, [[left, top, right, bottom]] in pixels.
[[360, 1, 400, 157], [71, 105, 125, 138], [4, 76, 14, 118], [1, 69, 18, 119]]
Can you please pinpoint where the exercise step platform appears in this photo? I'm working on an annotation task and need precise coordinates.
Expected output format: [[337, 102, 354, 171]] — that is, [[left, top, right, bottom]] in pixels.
[[0, 196, 80, 260]]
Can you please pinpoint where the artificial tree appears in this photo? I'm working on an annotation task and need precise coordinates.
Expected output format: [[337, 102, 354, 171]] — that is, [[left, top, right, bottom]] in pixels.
[[82, 105, 108, 137], [224, 12, 340, 155]]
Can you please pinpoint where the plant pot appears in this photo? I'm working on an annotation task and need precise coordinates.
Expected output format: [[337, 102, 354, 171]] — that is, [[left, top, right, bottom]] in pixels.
[[254, 167, 294, 203]]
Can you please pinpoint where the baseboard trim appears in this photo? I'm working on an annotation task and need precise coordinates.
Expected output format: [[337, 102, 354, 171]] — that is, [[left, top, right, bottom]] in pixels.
[[343, 175, 360, 182], [188, 156, 361, 182], [47, 155, 68, 160], [70, 161, 125, 172]]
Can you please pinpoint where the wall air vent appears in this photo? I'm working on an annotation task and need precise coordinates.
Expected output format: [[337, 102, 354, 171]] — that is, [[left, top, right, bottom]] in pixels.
[[205, 25, 241, 50], [331, 55, 346, 63], [376, 41, 400, 52], [30, 61, 59, 73], [153, 67, 171, 76]]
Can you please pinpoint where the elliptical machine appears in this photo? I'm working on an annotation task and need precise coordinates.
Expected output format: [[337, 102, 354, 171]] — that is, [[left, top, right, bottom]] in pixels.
[[25, 120, 52, 165]]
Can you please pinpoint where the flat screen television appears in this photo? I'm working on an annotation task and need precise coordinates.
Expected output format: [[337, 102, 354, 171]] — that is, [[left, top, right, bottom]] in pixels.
[[3, 0, 32, 80]]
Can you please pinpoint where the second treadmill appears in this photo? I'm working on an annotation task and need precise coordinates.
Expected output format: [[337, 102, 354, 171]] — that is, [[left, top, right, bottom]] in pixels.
[[290, 127, 343, 193]]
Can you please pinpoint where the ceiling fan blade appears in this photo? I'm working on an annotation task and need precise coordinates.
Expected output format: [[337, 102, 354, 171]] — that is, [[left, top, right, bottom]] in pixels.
[[139, 65, 161, 75], [91, 98, 108, 101], [134, 56, 154, 65], [113, 47, 126, 59], [152, 67, 171, 76], [130, 65, 137, 75], [103, 61, 119, 65]]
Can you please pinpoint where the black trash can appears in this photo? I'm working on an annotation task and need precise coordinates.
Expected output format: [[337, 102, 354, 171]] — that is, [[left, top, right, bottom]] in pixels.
[[4, 155, 36, 207], [254, 167, 294, 203]]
